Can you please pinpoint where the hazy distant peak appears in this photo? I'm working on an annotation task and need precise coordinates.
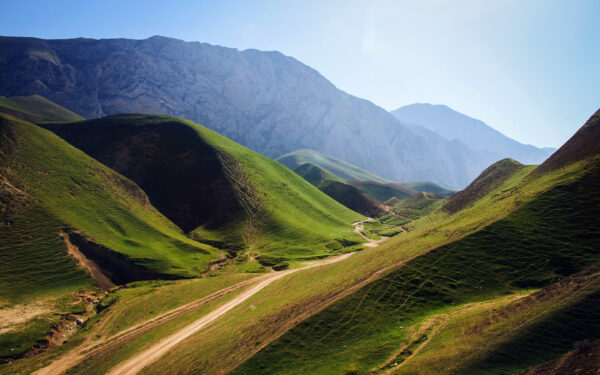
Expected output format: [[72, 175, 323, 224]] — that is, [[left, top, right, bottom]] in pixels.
[[392, 103, 554, 166]]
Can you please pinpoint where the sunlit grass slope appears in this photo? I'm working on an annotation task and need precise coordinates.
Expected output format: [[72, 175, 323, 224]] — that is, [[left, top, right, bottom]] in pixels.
[[0, 114, 220, 304], [232, 159, 600, 374], [277, 149, 390, 183], [44, 115, 364, 267]]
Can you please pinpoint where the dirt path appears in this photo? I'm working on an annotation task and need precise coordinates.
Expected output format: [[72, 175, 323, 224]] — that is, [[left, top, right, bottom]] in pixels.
[[352, 218, 390, 247], [106, 253, 354, 375], [34, 226, 380, 375]]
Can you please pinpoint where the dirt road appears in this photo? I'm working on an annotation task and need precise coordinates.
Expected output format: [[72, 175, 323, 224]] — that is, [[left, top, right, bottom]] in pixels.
[[34, 221, 379, 375], [106, 253, 354, 375], [353, 218, 390, 247]]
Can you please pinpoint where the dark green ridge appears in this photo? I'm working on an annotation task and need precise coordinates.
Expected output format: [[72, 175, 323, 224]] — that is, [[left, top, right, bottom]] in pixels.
[[43, 114, 363, 266], [0, 113, 219, 304], [443, 158, 525, 214]]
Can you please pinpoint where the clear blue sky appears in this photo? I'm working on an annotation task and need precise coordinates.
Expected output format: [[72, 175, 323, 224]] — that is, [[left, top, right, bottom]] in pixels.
[[1, 0, 598, 148]]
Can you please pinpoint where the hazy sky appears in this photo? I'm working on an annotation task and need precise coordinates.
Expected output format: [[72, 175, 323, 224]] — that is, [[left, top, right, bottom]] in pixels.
[[2, 0, 599, 148]]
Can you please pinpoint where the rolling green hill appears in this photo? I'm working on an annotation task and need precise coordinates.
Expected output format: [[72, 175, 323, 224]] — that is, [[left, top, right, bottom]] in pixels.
[[293, 163, 342, 187], [442, 158, 526, 214], [388, 191, 447, 220], [398, 181, 455, 196], [231, 111, 600, 374], [347, 180, 416, 203], [0, 113, 220, 303], [279, 149, 453, 201], [294, 163, 382, 216], [44, 115, 364, 268], [232, 156, 600, 375], [0, 113, 222, 360], [278, 149, 390, 183], [0, 95, 84, 123]]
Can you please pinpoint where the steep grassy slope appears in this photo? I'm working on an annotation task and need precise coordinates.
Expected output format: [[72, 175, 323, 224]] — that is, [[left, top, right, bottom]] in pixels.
[[44, 115, 363, 266], [0, 95, 84, 122], [0, 114, 222, 361], [0, 114, 220, 303], [293, 163, 342, 187], [232, 159, 600, 374], [393, 265, 600, 375], [294, 163, 383, 217], [278, 149, 390, 183], [442, 158, 525, 214], [534, 108, 600, 175], [319, 180, 384, 217]]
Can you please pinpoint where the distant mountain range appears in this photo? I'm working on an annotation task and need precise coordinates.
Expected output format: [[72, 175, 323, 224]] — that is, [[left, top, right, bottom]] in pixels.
[[392, 103, 555, 170], [0, 35, 553, 189]]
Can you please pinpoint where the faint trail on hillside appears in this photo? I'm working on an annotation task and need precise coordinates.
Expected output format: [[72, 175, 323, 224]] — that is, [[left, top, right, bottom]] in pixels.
[[106, 253, 354, 375], [353, 218, 390, 247]]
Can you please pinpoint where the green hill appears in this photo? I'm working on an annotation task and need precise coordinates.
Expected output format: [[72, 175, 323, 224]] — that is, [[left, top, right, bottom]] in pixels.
[[0, 113, 222, 359], [346, 180, 416, 203], [0, 95, 84, 123], [388, 191, 447, 220], [294, 163, 382, 217], [44, 115, 363, 268], [232, 156, 600, 375], [0, 113, 220, 303], [399, 181, 455, 196], [277, 149, 390, 183], [231, 111, 600, 374], [293, 163, 342, 187], [442, 158, 525, 214]]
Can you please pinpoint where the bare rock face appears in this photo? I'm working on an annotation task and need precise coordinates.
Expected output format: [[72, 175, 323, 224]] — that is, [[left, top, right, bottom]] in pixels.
[[2, 35, 493, 189]]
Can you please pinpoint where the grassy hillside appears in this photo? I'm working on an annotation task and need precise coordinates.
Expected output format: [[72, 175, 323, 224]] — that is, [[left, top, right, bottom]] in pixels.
[[44, 115, 364, 267], [232, 158, 600, 374], [294, 163, 342, 187], [389, 191, 446, 220], [442, 158, 525, 214], [0, 114, 220, 302], [534, 108, 600, 175], [278, 149, 390, 183], [0, 113, 222, 361], [399, 181, 455, 196], [0, 95, 84, 122], [294, 163, 383, 216], [347, 181, 416, 203], [319, 180, 384, 217]]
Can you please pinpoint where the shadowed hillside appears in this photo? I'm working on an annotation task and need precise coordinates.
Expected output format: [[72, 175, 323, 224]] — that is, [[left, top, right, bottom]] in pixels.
[[44, 115, 363, 265]]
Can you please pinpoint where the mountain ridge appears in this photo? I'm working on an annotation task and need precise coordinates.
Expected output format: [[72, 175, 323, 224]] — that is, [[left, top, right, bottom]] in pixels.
[[0, 34, 543, 190], [392, 103, 554, 167]]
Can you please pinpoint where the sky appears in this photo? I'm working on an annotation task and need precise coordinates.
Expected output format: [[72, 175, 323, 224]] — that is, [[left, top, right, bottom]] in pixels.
[[1, 0, 598, 148]]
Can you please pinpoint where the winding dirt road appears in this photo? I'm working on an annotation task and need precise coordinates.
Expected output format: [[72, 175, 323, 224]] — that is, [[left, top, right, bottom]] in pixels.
[[34, 219, 380, 375], [353, 218, 390, 247], [106, 252, 353, 375]]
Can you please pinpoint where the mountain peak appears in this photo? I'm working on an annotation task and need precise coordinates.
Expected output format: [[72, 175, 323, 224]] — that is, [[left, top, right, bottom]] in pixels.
[[534, 108, 600, 174], [392, 103, 554, 166]]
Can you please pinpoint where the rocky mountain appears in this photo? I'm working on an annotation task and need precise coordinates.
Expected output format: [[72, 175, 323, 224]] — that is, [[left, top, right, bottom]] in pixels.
[[391, 103, 555, 167], [0, 35, 544, 189]]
